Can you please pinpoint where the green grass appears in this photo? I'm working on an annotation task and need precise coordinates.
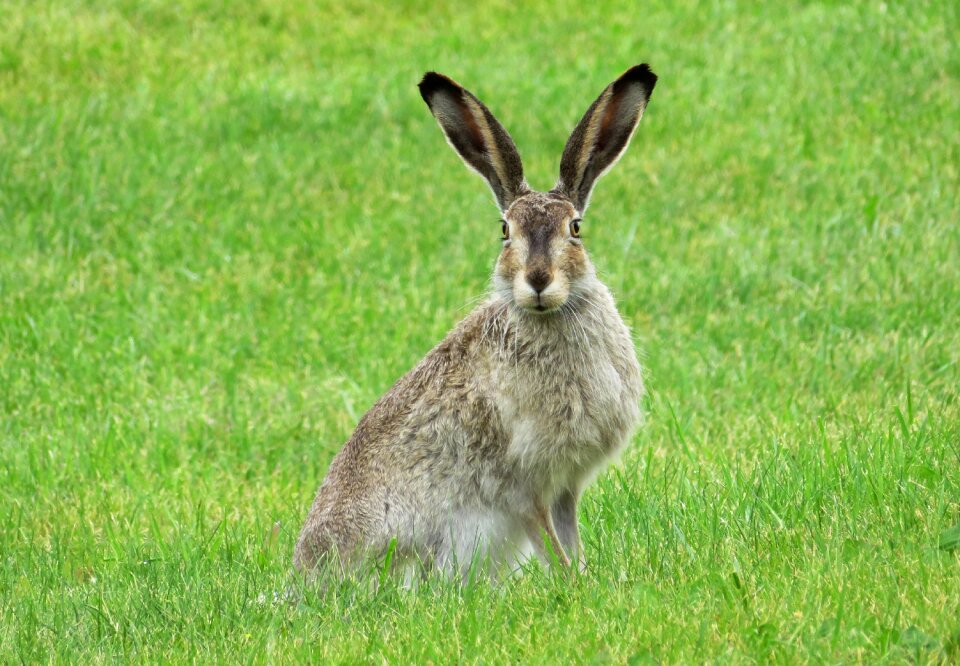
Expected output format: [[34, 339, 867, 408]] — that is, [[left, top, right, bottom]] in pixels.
[[2, 0, 959, 662]]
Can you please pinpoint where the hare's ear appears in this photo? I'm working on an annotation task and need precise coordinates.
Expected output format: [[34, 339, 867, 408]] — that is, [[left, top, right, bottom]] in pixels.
[[419, 72, 528, 212], [554, 64, 657, 212]]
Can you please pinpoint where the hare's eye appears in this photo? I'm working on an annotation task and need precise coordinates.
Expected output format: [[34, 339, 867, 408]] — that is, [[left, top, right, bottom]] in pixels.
[[570, 218, 582, 238], [501, 220, 510, 240]]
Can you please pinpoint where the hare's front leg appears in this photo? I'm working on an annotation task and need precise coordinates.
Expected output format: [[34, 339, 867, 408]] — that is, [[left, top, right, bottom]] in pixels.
[[551, 489, 585, 572], [521, 499, 572, 568]]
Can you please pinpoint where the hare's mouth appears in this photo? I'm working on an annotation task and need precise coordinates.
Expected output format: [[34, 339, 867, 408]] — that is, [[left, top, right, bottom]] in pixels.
[[510, 276, 568, 314], [523, 299, 562, 315]]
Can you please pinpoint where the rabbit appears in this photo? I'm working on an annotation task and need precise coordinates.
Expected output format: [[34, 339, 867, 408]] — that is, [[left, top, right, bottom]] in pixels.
[[294, 64, 657, 581]]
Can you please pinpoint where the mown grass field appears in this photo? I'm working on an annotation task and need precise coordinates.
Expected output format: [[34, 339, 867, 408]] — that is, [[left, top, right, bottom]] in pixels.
[[2, 0, 959, 662]]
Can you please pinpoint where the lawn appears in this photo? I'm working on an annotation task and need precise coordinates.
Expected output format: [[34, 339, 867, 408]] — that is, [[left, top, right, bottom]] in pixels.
[[2, 0, 959, 662]]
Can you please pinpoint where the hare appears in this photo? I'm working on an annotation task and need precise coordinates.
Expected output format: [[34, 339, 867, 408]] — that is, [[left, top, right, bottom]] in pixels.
[[294, 64, 657, 580]]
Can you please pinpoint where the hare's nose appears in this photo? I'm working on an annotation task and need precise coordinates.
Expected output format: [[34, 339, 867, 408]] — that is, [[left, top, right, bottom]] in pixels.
[[526, 269, 552, 294]]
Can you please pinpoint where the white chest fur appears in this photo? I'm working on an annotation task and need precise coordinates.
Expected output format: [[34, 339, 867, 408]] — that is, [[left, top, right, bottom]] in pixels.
[[495, 285, 644, 496]]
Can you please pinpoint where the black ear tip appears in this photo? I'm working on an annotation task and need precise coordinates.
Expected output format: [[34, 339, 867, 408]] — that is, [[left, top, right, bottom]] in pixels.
[[621, 63, 658, 93], [418, 71, 463, 103]]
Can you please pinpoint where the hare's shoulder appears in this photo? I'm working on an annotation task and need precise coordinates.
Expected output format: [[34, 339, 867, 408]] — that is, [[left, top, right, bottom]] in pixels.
[[335, 299, 506, 462]]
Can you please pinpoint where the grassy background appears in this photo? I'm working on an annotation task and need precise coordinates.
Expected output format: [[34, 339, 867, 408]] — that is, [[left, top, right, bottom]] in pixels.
[[2, 0, 959, 662]]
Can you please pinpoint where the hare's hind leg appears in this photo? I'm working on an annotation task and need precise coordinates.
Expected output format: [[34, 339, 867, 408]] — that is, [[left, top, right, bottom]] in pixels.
[[293, 524, 351, 579], [521, 499, 572, 569]]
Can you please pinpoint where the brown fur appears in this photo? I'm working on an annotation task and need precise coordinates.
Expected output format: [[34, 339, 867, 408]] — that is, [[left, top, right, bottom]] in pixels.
[[294, 65, 658, 580]]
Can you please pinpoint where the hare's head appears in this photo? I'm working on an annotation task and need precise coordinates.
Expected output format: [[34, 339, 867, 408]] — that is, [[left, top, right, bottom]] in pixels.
[[419, 65, 656, 314]]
